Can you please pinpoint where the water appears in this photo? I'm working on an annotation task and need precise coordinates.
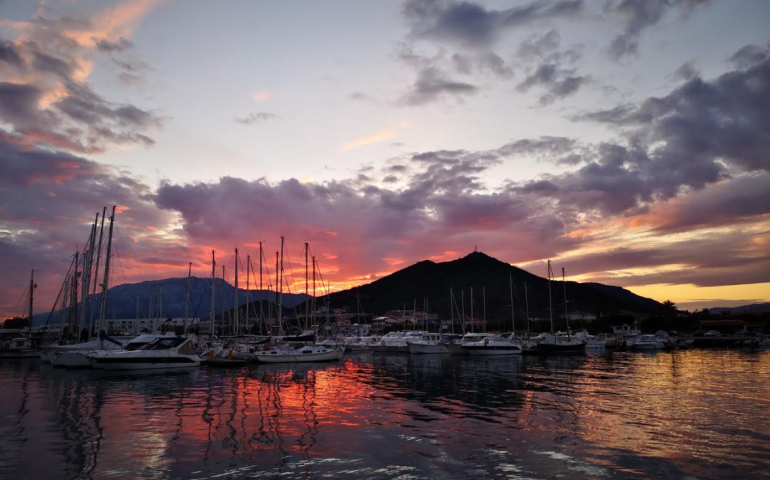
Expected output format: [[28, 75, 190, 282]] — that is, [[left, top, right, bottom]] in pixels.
[[1, 350, 769, 479]]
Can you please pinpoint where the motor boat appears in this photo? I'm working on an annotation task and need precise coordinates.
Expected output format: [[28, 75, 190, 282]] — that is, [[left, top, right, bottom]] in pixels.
[[446, 332, 496, 355], [462, 333, 522, 355], [631, 334, 665, 351], [529, 332, 586, 355], [370, 331, 425, 353], [574, 330, 606, 349], [87, 336, 200, 370], [409, 333, 449, 354], [46, 332, 175, 368], [0, 337, 39, 359], [253, 344, 344, 363]]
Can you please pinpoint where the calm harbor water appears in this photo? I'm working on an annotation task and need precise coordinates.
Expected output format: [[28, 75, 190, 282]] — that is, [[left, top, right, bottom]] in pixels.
[[1, 350, 769, 480]]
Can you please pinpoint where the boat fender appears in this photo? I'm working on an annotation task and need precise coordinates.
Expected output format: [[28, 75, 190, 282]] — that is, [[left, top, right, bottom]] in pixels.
[[484, 338, 489, 346]]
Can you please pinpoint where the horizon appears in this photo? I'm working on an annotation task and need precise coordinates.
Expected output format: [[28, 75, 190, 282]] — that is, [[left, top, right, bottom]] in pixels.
[[1, 1, 769, 318]]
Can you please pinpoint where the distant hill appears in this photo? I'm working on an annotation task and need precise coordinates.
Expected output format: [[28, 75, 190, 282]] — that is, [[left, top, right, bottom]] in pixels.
[[708, 303, 770, 314], [321, 251, 662, 324], [33, 277, 307, 326]]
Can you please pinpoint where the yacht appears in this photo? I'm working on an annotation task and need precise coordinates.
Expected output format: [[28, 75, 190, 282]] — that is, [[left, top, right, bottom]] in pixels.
[[253, 344, 344, 363], [87, 336, 200, 370], [447, 332, 496, 355], [409, 333, 449, 354], [371, 331, 425, 352], [631, 334, 665, 351], [574, 331, 606, 349], [462, 333, 522, 355], [530, 333, 586, 355]]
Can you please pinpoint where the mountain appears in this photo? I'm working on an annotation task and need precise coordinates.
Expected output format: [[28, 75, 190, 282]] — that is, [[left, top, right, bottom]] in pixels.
[[32, 277, 307, 326], [708, 303, 770, 314], [323, 251, 661, 324]]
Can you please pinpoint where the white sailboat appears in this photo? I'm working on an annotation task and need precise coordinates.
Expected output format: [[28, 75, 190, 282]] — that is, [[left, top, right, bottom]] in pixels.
[[254, 343, 343, 363]]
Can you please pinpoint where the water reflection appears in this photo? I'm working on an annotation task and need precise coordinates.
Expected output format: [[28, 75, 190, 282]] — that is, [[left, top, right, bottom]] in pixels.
[[0, 350, 768, 479]]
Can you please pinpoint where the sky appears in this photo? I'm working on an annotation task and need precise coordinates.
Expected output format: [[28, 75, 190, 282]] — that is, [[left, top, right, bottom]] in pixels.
[[1, 0, 769, 318]]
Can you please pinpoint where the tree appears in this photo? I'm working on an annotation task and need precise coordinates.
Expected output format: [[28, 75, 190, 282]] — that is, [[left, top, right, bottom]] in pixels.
[[661, 300, 679, 320]]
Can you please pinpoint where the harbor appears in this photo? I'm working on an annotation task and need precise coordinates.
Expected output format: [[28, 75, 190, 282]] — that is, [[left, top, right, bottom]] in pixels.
[[1, 348, 769, 479]]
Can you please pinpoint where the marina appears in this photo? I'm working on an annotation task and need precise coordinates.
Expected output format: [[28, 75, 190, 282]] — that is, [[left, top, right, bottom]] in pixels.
[[1, 349, 768, 479]]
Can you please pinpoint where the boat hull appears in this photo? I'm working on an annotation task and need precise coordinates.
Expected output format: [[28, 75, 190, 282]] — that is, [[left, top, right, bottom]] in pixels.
[[88, 355, 201, 370], [463, 345, 522, 355], [51, 351, 93, 368], [0, 351, 40, 359], [254, 349, 343, 363], [409, 343, 449, 354]]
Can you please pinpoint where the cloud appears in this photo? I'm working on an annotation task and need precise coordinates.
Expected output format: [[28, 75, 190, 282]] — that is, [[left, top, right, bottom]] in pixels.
[[728, 43, 770, 69], [234, 112, 279, 125], [0, 2, 165, 154], [340, 122, 409, 151], [403, 66, 478, 105], [516, 63, 590, 105], [402, 0, 583, 49], [608, 0, 711, 61]]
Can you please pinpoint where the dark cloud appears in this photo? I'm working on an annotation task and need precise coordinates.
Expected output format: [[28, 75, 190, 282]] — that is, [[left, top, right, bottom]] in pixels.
[[669, 60, 699, 82], [403, 0, 583, 48], [728, 43, 770, 69], [517, 30, 562, 61], [608, 0, 710, 61], [403, 66, 478, 105], [0, 39, 24, 67], [233, 112, 279, 125], [95, 37, 134, 53], [516, 63, 590, 105]]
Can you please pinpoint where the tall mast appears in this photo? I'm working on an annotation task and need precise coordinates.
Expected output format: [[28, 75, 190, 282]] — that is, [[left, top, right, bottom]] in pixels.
[[305, 242, 309, 331], [234, 248, 239, 336], [482, 286, 486, 332], [246, 254, 251, 335], [274, 250, 279, 333], [221, 266, 227, 333], [509, 274, 515, 333], [210, 250, 215, 337], [184, 262, 191, 337], [91, 207, 107, 294], [28, 269, 35, 336], [312, 256, 316, 329], [135, 294, 139, 334], [470, 287, 474, 333], [461, 290, 465, 333], [72, 251, 79, 334], [562, 267, 569, 337], [524, 282, 530, 336], [278, 236, 284, 335], [79, 215, 97, 339], [259, 242, 264, 331], [97, 205, 116, 336], [547, 260, 553, 334]]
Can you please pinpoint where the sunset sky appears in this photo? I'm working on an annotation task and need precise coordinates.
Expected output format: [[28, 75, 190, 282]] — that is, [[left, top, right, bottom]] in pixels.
[[1, 0, 768, 318]]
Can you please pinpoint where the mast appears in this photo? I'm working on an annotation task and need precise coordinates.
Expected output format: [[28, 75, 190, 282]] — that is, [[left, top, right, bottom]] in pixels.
[[482, 286, 486, 332], [450, 288, 454, 334], [562, 267, 569, 337], [524, 282, 530, 336], [135, 294, 139, 335], [73, 251, 79, 334], [234, 248, 239, 336], [79, 215, 97, 339], [97, 205, 116, 336], [246, 254, 251, 335], [275, 250, 279, 334], [210, 250, 215, 337], [305, 242, 309, 332], [259, 241, 264, 332], [509, 274, 515, 334], [28, 269, 35, 336], [312, 256, 316, 329], [184, 262, 191, 337], [278, 236, 284, 335], [470, 287, 474, 333], [547, 260, 553, 334], [461, 290, 465, 333], [91, 207, 107, 294]]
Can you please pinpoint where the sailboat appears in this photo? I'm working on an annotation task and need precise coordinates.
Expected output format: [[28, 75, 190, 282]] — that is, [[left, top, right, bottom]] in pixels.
[[530, 262, 586, 355]]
